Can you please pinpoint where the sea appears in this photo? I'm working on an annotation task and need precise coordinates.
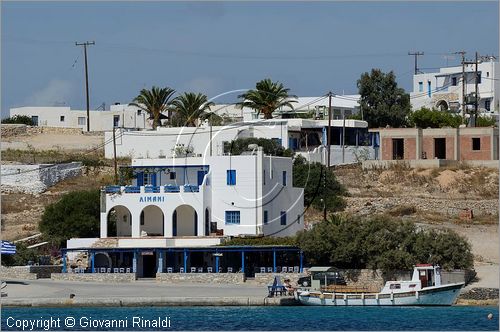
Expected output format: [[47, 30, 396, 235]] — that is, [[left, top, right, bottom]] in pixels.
[[2, 306, 498, 331]]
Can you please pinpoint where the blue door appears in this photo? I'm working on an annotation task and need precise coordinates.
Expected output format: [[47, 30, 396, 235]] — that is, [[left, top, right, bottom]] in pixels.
[[197, 170, 207, 186]]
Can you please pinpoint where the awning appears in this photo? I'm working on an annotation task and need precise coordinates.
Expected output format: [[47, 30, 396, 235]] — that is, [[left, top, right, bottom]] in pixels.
[[1, 241, 16, 255], [308, 266, 338, 272]]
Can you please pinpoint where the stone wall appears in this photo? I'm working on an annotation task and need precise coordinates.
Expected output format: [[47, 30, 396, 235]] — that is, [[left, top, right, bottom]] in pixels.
[[252, 273, 307, 286], [1, 162, 82, 194], [29, 265, 62, 278], [51, 273, 136, 282], [1, 124, 84, 138], [0, 266, 37, 280], [1, 124, 28, 138], [156, 273, 245, 284]]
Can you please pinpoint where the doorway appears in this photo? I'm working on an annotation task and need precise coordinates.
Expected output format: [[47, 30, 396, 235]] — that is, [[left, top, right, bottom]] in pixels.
[[392, 139, 404, 160], [434, 138, 446, 159], [142, 252, 157, 278]]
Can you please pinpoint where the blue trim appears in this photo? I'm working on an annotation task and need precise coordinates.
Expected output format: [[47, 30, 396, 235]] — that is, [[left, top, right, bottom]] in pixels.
[[137, 173, 144, 186], [215, 255, 219, 273], [183, 249, 188, 273], [241, 251, 245, 274], [157, 250, 163, 273], [273, 249, 276, 273], [90, 252, 95, 273], [131, 165, 209, 169], [62, 252, 67, 273], [299, 251, 304, 273]]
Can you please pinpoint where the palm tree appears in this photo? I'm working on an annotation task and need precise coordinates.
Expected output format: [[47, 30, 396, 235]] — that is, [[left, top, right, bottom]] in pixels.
[[237, 79, 297, 119], [130, 86, 176, 130], [171, 92, 215, 127]]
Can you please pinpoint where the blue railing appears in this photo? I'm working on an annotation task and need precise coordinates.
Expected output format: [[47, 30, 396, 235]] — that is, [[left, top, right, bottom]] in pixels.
[[124, 186, 141, 193], [105, 186, 121, 193], [144, 186, 161, 193], [164, 185, 180, 193], [184, 184, 199, 192]]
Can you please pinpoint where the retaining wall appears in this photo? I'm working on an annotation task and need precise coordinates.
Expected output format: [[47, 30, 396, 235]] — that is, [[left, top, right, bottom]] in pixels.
[[156, 273, 245, 284], [252, 273, 307, 286], [1, 124, 84, 138], [0, 266, 37, 280], [1, 162, 82, 194], [29, 265, 62, 278], [50, 273, 136, 282]]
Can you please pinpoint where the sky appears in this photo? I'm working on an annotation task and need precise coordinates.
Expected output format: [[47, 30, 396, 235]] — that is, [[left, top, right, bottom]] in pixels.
[[1, 1, 498, 117]]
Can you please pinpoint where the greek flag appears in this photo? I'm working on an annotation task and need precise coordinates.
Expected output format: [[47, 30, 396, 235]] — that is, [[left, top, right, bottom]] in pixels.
[[1, 241, 16, 255]]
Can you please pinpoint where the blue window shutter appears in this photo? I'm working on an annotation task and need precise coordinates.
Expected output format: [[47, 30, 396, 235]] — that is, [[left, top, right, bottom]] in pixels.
[[151, 173, 157, 186], [137, 172, 144, 186], [227, 170, 236, 185], [226, 170, 230, 185]]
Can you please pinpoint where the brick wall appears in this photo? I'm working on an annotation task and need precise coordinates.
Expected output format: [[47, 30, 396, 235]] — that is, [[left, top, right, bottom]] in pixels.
[[460, 135, 492, 160], [421, 136, 456, 159], [404, 138, 416, 160]]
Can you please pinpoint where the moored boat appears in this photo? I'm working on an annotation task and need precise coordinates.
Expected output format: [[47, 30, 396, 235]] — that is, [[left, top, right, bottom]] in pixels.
[[295, 264, 464, 306]]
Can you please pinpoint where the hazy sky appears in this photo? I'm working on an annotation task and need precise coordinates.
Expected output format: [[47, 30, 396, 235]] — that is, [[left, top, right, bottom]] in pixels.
[[1, 1, 498, 117]]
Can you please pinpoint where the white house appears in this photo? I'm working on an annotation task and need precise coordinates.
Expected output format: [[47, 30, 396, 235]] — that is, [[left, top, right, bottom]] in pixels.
[[65, 150, 305, 277], [410, 57, 499, 115]]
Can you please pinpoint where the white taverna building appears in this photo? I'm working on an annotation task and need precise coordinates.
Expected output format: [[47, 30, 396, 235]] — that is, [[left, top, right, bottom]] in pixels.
[[65, 150, 305, 277]]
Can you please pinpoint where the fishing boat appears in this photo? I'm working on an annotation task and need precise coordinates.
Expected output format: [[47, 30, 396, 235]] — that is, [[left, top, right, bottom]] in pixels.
[[295, 264, 464, 306]]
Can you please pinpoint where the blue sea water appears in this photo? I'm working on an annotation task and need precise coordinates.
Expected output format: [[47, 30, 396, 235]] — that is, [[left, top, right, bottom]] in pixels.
[[2, 306, 498, 331]]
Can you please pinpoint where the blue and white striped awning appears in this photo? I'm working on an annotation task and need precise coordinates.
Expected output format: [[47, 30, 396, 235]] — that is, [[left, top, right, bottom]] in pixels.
[[1, 241, 16, 255]]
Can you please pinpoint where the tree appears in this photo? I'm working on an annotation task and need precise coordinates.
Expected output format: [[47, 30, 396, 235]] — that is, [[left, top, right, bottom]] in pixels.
[[238, 78, 297, 119], [130, 86, 176, 130], [357, 69, 411, 128], [293, 156, 346, 212], [224, 137, 293, 157], [1, 242, 37, 266], [409, 107, 464, 128], [171, 92, 215, 127], [39, 190, 101, 247]]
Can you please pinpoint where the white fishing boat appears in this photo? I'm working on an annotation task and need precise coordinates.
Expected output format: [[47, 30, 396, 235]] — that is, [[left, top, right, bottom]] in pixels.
[[295, 264, 464, 306]]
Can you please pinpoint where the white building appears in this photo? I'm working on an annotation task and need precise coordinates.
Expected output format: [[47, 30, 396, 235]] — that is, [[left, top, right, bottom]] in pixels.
[[9, 104, 151, 132], [66, 151, 304, 277], [410, 57, 499, 115], [105, 118, 378, 165]]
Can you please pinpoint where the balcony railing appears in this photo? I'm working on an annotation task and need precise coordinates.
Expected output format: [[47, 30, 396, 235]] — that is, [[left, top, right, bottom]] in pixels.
[[105, 184, 200, 194]]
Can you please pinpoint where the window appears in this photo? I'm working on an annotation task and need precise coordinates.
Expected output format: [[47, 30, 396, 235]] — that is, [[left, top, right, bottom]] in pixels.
[[485, 100, 491, 111], [472, 138, 481, 151], [264, 211, 268, 225], [418, 82, 423, 92], [140, 211, 145, 225], [263, 170, 266, 185], [282, 171, 287, 186], [113, 115, 120, 128], [60, 116, 65, 122], [280, 211, 287, 225], [487, 72, 490, 78], [272, 138, 282, 146], [225, 211, 240, 224], [226, 170, 236, 185], [297, 214, 301, 224], [78, 117, 86, 126], [143, 172, 156, 186], [389, 283, 401, 290], [451, 77, 457, 86], [477, 73, 481, 84], [169, 172, 176, 180]]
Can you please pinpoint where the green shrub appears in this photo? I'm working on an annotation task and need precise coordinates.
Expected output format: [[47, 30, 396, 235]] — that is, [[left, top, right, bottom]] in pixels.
[[409, 108, 463, 128], [1, 242, 38, 266], [1, 115, 34, 125], [475, 116, 496, 127], [39, 190, 101, 247], [223, 137, 293, 157]]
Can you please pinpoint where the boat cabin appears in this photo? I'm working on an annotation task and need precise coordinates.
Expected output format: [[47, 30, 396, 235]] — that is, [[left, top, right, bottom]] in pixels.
[[380, 264, 442, 294]]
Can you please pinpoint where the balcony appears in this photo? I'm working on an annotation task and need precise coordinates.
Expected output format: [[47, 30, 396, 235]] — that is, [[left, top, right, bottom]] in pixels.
[[105, 184, 200, 194]]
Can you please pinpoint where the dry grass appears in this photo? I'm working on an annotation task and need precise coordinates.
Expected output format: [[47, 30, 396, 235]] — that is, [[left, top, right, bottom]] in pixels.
[[387, 205, 417, 217]]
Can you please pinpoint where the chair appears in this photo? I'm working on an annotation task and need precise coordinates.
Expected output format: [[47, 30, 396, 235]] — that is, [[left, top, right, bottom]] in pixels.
[[293, 266, 299, 273], [126, 268, 131, 273], [113, 268, 119, 273], [288, 267, 294, 273], [227, 267, 233, 273], [260, 267, 266, 273], [100, 267, 106, 273], [74, 268, 79, 274], [198, 267, 203, 273], [281, 267, 287, 273], [180, 267, 185, 273], [218, 267, 223, 273], [167, 267, 173, 273], [119, 268, 125, 273], [207, 267, 213, 273], [190, 267, 196, 273], [267, 276, 286, 297], [107, 268, 111, 273], [267, 267, 273, 273]]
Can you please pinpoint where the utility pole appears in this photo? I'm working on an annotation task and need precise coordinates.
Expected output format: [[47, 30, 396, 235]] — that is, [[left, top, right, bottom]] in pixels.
[[327, 92, 332, 168], [454, 51, 467, 118], [112, 127, 118, 183], [408, 51, 424, 74], [474, 51, 479, 125], [75, 41, 95, 132]]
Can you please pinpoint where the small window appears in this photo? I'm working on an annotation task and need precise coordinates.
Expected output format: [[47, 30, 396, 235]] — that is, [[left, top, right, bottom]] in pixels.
[[264, 211, 268, 225], [169, 172, 176, 180], [472, 138, 481, 151], [60, 116, 65, 122], [487, 72, 490, 78], [140, 211, 144, 225], [282, 171, 287, 186], [409, 284, 416, 288], [485, 100, 491, 111], [225, 211, 240, 224], [280, 211, 287, 226], [113, 115, 120, 128], [477, 73, 481, 84], [263, 169, 266, 185], [418, 82, 423, 92], [226, 170, 236, 185], [389, 283, 401, 290], [451, 77, 457, 86], [78, 117, 86, 126]]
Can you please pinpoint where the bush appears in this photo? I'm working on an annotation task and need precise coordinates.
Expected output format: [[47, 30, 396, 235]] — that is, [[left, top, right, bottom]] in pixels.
[[409, 108, 463, 128], [475, 116, 496, 127], [1, 115, 34, 125], [39, 190, 101, 247], [224, 137, 293, 157], [293, 156, 346, 212], [296, 215, 473, 272], [1, 243, 37, 266]]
